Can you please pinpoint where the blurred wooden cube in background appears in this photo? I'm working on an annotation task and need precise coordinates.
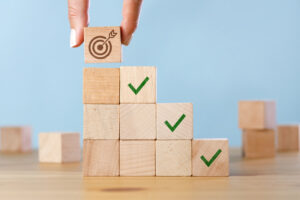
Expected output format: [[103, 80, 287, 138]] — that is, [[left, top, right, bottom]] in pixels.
[[239, 101, 276, 129], [242, 129, 275, 158], [277, 125, 300, 151], [0, 126, 32, 153], [39, 132, 80, 163]]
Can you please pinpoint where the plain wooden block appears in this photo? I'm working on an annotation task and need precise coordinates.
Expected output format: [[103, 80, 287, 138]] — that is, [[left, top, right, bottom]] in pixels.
[[83, 139, 119, 176], [84, 26, 121, 63], [242, 129, 275, 158], [120, 104, 156, 139], [83, 68, 120, 104], [0, 126, 32, 152], [157, 103, 193, 139], [156, 140, 191, 176], [192, 139, 229, 177], [277, 125, 300, 151], [120, 66, 156, 103], [120, 140, 155, 176], [83, 104, 119, 139], [39, 132, 80, 163], [238, 100, 276, 129]]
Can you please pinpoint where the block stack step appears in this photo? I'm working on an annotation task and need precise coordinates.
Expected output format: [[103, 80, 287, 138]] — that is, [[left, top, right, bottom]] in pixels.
[[82, 26, 229, 177]]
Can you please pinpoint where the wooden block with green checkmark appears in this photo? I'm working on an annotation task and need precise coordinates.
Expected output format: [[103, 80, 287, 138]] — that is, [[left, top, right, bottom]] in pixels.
[[120, 66, 156, 104], [192, 139, 229, 176], [157, 103, 193, 139]]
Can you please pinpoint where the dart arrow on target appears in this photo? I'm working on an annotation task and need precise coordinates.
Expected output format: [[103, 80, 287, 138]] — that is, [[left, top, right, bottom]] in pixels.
[[102, 30, 117, 46]]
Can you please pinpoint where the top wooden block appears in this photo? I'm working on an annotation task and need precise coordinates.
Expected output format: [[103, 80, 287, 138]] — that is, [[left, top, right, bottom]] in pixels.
[[238, 100, 276, 129], [83, 68, 120, 104], [277, 125, 300, 151], [120, 66, 156, 103], [0, 126, 32, 152], [84, 27, 122, 63]]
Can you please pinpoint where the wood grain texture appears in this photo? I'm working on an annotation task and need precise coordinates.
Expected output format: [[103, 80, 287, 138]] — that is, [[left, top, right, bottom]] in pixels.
[[242, 129, 275, 158], [39, 133, 61, 163], [83, 139, 119, 176], [238, 101, 276, 129], [84, 26, 121, 63], [61, 133, 81, 162], [120, 66, 156, 103], [156, 140, 191, 176], [277, 125, 300, 151], [120, 104, 156, 139], [39, 132, 80, 163], [0, 126, 32, 152], [1, 148, 300, 200], [83, 68, 120, 104], [157, 103, 193, 139], [120, 140, 155, 176], [83, 104, 119, 139], [192, 139, 229, 176]]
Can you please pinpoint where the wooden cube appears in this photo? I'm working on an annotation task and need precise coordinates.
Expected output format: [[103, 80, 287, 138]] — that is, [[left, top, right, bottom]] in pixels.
[[39, 132, 80, 163], [83, 139, 119, 176], [120, 104, 156, 139], [120, 66, 156, 103], [83, 68, 120, 104], [0, 126, 32, 152], [242, 129, 275, 158], [157, 103, 193, 139], [84, 26, 121, 63], [83, 104, 119, 139], [238, 100, 276, 129], [192, 139, 229, 176], [277, 125, 300, 151], [156, 140, 191, 176], [120, 140, 155, 176]]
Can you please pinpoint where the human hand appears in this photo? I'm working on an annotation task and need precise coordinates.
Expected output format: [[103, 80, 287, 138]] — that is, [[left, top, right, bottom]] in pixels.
[[68, 0, 143, 48]]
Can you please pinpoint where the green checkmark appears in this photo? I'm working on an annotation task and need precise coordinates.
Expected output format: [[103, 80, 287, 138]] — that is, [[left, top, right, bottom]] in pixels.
[[164, 114, 186, 132], [128, 76, 150, 95], [200, 149, 222, 167]]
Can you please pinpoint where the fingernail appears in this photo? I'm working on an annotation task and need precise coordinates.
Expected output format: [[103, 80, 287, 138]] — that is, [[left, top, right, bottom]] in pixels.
[[70, 29, 77, 48], [124, 35, 132, 46]]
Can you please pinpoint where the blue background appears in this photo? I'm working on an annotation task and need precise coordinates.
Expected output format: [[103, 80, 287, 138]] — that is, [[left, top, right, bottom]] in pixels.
[[0, 0, 299, 147]]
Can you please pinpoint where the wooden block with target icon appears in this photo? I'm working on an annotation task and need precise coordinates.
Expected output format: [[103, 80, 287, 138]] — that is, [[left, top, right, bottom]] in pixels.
[[84, 26, 122, 63]]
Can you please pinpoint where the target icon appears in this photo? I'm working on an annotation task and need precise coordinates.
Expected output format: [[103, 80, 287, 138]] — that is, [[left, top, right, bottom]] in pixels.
[[88, 30, 117, 59]]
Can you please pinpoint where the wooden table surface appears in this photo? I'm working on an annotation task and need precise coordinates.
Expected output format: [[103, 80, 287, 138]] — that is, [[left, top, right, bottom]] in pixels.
[[0, 148, 299, 200]]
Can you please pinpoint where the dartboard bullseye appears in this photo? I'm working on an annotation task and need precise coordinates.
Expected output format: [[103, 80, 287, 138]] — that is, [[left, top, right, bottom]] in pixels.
[[88, 30, 118, 59], [89, 36, 112, 59]]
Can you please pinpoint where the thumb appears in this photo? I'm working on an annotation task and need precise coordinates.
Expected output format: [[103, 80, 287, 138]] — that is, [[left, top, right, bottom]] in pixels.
[[68, 0, 89, 48]]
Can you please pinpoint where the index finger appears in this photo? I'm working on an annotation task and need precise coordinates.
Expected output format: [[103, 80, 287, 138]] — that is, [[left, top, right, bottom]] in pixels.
[[121, 0, 143, 45]]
